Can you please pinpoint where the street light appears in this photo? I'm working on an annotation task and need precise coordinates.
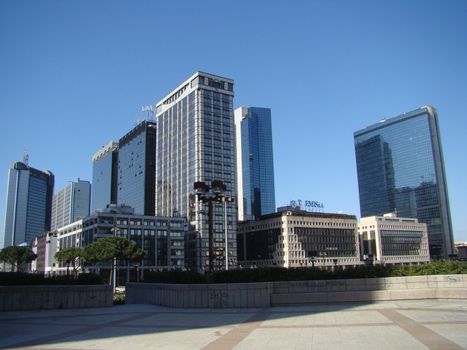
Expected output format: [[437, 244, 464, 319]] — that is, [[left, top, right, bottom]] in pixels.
[[194, 180, 226, 273], [222, 196, 234, 271]]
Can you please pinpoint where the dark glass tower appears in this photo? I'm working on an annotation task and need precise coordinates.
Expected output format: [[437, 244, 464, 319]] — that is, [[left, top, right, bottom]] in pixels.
[[235, 107, 276, 221], [117, 120, 157, 216], [2, 162, 54, 247], [91, 141, 119, 212], [354, 106, 453, 259]]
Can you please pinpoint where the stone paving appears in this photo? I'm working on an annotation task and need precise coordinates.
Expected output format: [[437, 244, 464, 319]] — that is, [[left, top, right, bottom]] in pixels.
[[1, 300, 466, 349]]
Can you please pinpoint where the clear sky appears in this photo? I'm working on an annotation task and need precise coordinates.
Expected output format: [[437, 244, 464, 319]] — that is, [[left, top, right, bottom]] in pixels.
[[1, 0, 466, 241]]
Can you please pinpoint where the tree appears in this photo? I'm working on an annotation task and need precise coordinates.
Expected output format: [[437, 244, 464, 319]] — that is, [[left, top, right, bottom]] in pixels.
[[83, 237, 145, 289], [0, 246, 37, 272], [55, 247, 84, 277]]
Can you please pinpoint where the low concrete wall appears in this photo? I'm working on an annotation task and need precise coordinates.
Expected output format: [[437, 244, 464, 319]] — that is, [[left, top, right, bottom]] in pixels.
[[271, 274, 467, 305], [0, 285, 113, 311], [126, 274, 467, 308], [126, 282, 272, 308]]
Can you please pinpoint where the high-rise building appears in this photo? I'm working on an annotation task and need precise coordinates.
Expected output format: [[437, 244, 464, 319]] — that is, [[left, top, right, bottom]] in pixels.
[[235, 107, 276, 221], [354, 106, 453, 259], [51, 179, 91, 230], [91, 141, 118, 212], [2, 161, 54, 248], [155, 71, 237, 270], [117, 120, 156, 216]]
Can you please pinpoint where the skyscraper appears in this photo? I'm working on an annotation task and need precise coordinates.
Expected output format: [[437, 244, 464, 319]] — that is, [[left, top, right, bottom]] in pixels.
[[2, 161, 54, 248], [91, 141, 118, 212], [155, 71, 237, 270], [235, 107, 276, 221], [354, 106, 453, 259], [117, 120, 156, 216], [51, 179, 91, 230]]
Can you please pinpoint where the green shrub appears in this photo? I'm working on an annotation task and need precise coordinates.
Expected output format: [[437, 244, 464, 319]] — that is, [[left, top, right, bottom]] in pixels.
[[137, 261, 467, 284], [113, 290, 125, 305], [143, 270, 206, 284]]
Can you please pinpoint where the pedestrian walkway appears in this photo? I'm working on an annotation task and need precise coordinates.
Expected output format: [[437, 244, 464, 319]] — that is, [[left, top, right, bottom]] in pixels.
[[1, 299, 466, 349]]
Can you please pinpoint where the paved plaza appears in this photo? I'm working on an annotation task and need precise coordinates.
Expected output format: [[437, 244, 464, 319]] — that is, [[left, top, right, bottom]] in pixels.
[[1, 299, 467, 349]]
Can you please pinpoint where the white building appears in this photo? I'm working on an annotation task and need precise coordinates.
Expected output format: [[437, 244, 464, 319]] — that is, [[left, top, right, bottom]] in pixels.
[[358, 213, 430, 265], [237, 210, 361, 268]]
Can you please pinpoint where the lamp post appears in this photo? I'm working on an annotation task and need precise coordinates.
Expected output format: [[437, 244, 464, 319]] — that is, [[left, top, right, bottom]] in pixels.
[[222, 196, 234, 271], [194, 180, 226, 273]]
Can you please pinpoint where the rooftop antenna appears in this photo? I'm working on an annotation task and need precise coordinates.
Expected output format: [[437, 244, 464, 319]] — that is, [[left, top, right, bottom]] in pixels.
[[142, 105, 155, 120], [23, 149, 29, 165]]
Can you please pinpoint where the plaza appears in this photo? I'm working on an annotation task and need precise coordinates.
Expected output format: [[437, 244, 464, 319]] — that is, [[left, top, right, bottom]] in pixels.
[[1, 299, 466, 349]]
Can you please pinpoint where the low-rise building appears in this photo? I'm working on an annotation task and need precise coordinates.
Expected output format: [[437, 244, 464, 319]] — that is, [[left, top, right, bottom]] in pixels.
[[32, 205, 188, 274], [454, 242, 467, 260], [237, 210, 361, 268], [358, 213, 430, 265]]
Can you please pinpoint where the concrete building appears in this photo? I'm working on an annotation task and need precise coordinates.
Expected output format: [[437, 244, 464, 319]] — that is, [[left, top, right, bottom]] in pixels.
[[354, 106, 453, 259], [2, 161, 54, 248], [32, 205, 188, 275], [91, 141, 119, 212], [454, 242, 467, 260], [51, 179, 91, 230], [235, 107, 276, 221], [117, 121, 157, 216], [237, 209, 360, 268], [155, 72, 237, 271], [358, 213, 430, 265]]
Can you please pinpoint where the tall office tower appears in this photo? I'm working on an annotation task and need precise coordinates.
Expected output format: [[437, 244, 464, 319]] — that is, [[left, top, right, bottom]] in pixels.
[[2, 161, 54, 248], [235, 107, 276, 221], [117, 120, 156, 216], [354, 106, 453, 259], [51, 179, 91, 230], [91, 141, 118, 212], [155, 72, 237, 270]]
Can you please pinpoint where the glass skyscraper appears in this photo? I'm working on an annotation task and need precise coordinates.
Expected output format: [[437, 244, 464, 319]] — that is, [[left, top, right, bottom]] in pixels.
[[91, 141, 118, 212], [51, 179, 91, 230], [117, 120, 157, 216], [354, 106, 453, 259], [155, 72, 237, 270], [235, 107, 276, 221], [2, 161, 54, 248]]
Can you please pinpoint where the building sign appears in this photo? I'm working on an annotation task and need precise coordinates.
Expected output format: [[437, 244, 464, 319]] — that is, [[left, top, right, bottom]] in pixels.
[[290, 199, 324, 212]]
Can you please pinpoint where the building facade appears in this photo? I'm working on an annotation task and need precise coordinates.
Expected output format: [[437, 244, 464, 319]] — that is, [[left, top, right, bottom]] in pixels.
[[454, 242, 467, 260], [2, 161, 54, 248], [91, 141, 118, 212], [51, 179, 91, 230], [33, 205, 188, 274], [117, 121, 157, 216], [155, 72, 237, 271], [235, 107, 276, 221], [354, 106, 453, 259], [237, 210, 360, 268], [358, 213, 430, 265]]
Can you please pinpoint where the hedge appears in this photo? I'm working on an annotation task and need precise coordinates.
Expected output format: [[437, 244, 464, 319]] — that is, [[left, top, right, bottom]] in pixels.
[[141, 261, 467, 284]]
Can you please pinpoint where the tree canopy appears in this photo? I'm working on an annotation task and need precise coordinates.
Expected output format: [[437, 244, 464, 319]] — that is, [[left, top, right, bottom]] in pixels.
[[0, 246, 37, 272], [55, 247, 84, 276], [83, 237, 144, 264]]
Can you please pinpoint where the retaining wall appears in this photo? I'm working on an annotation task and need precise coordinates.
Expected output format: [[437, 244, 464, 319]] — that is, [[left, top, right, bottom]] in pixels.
[[0, 285, 113, 311], [126, 274, 467, 308]]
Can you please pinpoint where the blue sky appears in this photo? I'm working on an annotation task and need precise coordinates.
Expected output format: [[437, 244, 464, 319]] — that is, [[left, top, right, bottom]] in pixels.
[[1, 0, 466, 241]]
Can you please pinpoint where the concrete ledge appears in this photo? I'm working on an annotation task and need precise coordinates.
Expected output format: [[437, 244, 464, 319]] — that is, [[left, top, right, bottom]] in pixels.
[[126, 274, 467, 308], [126, 282, 272, 308], [0, 285, 113, 311]]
